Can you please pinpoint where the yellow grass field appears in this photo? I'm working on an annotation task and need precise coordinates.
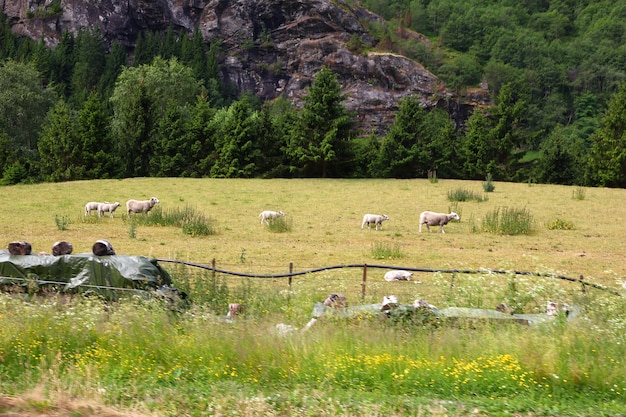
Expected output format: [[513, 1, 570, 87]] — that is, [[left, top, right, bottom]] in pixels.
[[1, 177, 625, 293]]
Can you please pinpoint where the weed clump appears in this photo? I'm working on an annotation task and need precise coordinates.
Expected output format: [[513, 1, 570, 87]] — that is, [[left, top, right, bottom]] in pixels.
[[482, 173, 495, 192], [127, 205, 217, 236], [572, 186, 586, 200], [547, 218, 575, 230], [447, 188, 487, 202], [482, 207, 533, 235], [370, 242, 404, 259], [54, 214, 70, 231], [267, 216, 292, 233]]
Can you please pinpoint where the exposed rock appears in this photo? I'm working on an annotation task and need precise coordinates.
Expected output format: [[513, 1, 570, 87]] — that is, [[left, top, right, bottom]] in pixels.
[[2, 0, 492, 134]]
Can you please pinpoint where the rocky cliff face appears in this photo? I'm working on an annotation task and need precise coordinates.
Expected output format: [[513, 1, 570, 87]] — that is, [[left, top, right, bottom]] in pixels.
[[1, 0, 491, 134]]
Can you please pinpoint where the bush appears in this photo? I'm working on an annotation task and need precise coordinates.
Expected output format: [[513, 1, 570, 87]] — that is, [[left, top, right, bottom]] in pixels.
[[482, 207, 533, 235], [572, 186, 586, 200], [482, 173, 495, 192], [127, 205, 217, 236], [370, 242, 404, 259], [547, 218, 575, 230], [447, 188, 487, 202], [54, 214, 70, 231], [267, 216, 292, 233]]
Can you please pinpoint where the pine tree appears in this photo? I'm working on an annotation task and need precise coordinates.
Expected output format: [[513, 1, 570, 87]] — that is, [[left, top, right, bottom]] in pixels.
[[287, 66, 354, 177], [38, 100, 79, 182], [587, 82, 626, 187]]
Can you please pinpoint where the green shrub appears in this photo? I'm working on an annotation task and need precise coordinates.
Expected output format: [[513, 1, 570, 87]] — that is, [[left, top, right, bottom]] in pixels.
[[54, 214, 70, 231], [547, 218, 575, 230], [572, 186, 586, 200], [447, 187, 487, 202], [128, 217, 136, 238], [370, 242, 404, 259], [482, 207, 533, 235], [128, 205, 217, 236], [482, 173, 495, 192], [267, 216, 292, 233]]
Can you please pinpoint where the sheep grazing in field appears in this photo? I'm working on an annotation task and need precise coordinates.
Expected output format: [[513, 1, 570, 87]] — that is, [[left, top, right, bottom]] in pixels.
[[258, 210, 285, 225], [384, 270, 413, 282], [98, 202, 121, 218], [361, 214, 389, 230], [126, 197, 160, 215], [52, 241, 73, 256], [85, 201, 107, 216], [418, 211, 460, 233]]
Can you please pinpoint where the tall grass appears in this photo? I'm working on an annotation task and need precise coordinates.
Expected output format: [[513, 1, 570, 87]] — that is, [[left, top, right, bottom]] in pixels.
[[266, 216, 292, 233], [370, 242, 404, 259], [482, 173, 495, 192], [2, 178, 626, 415], [447, 187, 487, 202], [127, 205, 217, 236], [1, 283, 625, 416], [54, 214, 70, 230], [572, 186, 586, 200], [482, 206, 534, 235]]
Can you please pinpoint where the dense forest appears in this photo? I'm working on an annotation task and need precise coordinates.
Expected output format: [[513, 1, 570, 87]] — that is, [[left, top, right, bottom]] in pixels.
[[1, 0, 626, 186]]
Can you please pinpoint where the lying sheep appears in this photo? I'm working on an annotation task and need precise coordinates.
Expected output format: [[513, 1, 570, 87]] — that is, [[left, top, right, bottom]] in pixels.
[[85, 201, 107, 216], [384, 270, 413, 281], [361, 214, 389, 230], [418, 211, 460, 233], [258, 210, 285, 225], [126, 197, 160, 215], [98, 202, 121, 218]]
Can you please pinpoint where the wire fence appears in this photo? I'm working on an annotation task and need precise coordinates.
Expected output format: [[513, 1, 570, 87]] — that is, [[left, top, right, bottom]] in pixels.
[[1, 258, 621, 300], [155, 258, 623, 298]]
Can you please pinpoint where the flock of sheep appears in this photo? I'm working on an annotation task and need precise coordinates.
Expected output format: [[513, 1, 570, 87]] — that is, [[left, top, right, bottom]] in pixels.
[[85, 199, 460, 236], [84, 197, 160, 218], [360, 211, 460, 234], [258, 210, 460, 233]]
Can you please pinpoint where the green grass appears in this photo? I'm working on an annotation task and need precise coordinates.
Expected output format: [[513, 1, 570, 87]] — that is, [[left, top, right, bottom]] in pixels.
[[447, 187, 487, 202], [482, 206, 534, 235], [1, 178, 626, 416], [266, 215, 292, 233]]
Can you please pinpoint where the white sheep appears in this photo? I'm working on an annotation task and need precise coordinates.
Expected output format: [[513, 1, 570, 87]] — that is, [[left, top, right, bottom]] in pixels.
[[258, 210, 285, 225], [384, 270, 413, 281], [418, 211, 460, 233], [98, 202, 121, 218], [85, 201, 108, 216], [126, 197, 160, 215], [361, 214, 389, 230]]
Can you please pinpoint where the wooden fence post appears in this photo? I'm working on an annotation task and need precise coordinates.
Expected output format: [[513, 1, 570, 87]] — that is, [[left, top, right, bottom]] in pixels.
[[212, 258, 216, 279], [580, 275, 586, 294], [361, 264, 367, 299], [289, 262, 293, 289]]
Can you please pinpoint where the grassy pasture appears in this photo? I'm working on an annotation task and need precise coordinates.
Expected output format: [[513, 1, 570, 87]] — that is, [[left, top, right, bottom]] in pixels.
[[2, 177, 625, 286], [1, 178, 626, 416]]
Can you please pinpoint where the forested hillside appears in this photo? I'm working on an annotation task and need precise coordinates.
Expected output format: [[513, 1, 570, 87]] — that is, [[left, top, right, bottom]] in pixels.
[[1, 0, 626, 185]]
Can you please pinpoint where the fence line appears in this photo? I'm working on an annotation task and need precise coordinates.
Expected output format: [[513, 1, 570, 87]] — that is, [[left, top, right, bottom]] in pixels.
[[156, 258, 623, 297], [2, 260, 620, 298]]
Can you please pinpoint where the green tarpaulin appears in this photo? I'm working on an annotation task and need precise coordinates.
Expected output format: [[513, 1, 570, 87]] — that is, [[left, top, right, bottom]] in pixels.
[[0, 250, 172, 299]]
